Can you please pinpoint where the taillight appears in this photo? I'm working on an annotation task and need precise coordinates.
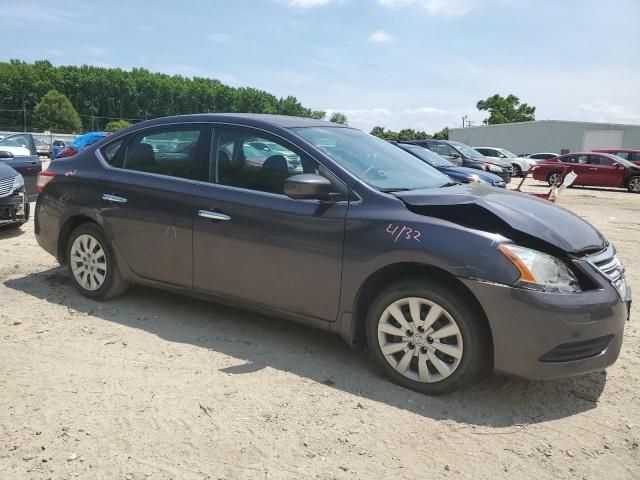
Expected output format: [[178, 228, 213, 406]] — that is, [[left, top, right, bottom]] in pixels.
[[36, 170, 56, 193], [57, 148, 76, 158]]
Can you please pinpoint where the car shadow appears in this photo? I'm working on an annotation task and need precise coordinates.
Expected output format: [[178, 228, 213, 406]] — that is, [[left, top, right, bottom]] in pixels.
[[5, 266, 608, 428], [0, 224, 26, 239]]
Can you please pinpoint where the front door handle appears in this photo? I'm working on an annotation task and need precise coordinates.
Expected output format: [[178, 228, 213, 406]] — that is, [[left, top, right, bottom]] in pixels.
[[198, 210, 231, 221], [102, 193, 127, 204]]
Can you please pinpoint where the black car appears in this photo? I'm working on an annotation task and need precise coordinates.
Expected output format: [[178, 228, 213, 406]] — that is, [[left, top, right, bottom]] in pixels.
[[34, 114, 630, 395], [0, 133, 43, 196], [392, 142, 506, 188], [0, 161, 29, 229], [407, 139, 513, 183]]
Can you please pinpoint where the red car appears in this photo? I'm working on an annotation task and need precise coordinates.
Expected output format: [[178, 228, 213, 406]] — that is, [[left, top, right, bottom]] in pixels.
[[593, 149, 640, 165], [532, 152, 640, 193]]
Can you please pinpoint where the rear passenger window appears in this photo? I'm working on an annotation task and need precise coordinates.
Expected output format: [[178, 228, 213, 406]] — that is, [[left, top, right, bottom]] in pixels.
[[614, 152, 630, 160], [123, 128, 202, 179], [102, 139, 125, 166]]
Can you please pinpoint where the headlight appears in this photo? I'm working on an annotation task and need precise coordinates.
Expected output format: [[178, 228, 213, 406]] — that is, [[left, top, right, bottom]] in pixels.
[[12, 174, 24, 192], [498, 244, 580, 293], [484, 163, 502, 173]]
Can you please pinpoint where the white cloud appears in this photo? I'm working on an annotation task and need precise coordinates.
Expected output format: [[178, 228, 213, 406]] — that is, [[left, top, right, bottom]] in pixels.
[[205, 33, 232, 43], [283, 0, 333, 7], [378, 0, 476, 16], [369, 30, 396, 43], [579, 100, 640, 123], [403, 106, 452, 115], [83, 46, 107, 57]]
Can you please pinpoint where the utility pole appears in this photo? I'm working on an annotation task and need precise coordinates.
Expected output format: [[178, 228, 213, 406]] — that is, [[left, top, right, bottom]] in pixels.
[[23, 99, 27, 132], [461, 115, 468, 128]]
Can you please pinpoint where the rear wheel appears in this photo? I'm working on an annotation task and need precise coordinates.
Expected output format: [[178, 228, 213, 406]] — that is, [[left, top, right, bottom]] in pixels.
[[67, 223, 128, 300], [627, 176, 640, 193], [547, 172, 562, 186], [366, 279, 490, 395]]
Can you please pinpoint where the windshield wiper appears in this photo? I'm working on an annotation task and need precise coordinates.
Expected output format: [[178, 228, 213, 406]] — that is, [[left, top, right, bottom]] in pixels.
[[379, 187, 412, 192], [439, 181, 460, 188]]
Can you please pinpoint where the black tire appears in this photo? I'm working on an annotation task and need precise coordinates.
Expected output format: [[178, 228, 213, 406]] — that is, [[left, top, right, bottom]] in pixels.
[[365, 278, 490, 395], [627, 175, 640, 193], [547, 171, 562, 187], [2, 222, 23, 230], [66, 223, 129, 300], [512, 164, 522, 177]]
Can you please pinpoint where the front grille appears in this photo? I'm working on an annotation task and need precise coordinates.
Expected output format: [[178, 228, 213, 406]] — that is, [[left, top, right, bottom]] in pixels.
[[0, 176, 14, 198], [585, 245, 627, 299], [539, 335, 613, 363]]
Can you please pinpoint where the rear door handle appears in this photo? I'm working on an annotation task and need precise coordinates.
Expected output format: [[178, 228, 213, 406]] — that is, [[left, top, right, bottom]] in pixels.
[[198, 210, 231, 221], [102, 193, 127, 204]]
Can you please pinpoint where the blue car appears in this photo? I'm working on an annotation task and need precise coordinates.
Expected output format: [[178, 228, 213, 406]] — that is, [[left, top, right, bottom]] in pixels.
[[393, 142, 506, 188]]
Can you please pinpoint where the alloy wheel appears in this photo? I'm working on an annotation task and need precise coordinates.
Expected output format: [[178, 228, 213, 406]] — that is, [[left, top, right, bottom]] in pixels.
[[70, 234, 108, 291], [377, 297, 464, 383], [549, 172, 562, 186], [629, 177, 640, 193]]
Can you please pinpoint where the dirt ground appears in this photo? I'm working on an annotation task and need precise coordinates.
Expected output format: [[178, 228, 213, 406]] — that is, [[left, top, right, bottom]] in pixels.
[[1, 179, 639, 480]]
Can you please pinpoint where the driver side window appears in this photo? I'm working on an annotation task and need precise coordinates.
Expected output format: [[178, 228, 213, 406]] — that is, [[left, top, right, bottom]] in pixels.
[[210, 128, 348, 199]]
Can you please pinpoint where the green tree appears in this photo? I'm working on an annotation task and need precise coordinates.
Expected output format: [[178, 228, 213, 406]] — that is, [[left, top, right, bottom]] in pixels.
[[329, 112, 348, 125], [433, 126, 449, 140], [33, 89, 82, 133], [105, 119, 132, 132], [476, 94, 536, 125]]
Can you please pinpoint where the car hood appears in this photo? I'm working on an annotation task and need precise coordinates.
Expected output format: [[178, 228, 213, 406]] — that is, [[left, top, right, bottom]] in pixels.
[[395, 183, 606, 254], [482, 156, 512, 168], [0, 161, 18, 180], [440, 166, 503, 183]]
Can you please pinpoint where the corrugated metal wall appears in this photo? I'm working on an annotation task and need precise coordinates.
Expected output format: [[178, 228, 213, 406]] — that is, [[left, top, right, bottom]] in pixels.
[[449, 120, 640, 155]]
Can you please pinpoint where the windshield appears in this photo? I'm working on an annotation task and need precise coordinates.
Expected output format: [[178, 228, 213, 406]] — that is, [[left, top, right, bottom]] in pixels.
[[401, 145, 454, 167], [497, 148, 518, 158], [611, 155, 636, 168], [449, 141, 485, 159], [293, 127, 451, 191]]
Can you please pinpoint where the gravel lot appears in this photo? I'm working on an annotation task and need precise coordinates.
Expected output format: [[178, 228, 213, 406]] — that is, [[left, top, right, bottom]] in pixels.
[[1, 179, 639, 480]]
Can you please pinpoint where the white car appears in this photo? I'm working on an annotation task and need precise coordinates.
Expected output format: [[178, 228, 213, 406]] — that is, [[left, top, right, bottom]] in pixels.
[[524, 152, 559, 161], [474, 147, 537, 177]]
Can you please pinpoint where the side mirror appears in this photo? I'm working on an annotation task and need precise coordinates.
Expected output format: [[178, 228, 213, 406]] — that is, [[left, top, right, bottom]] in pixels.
[[0, 150, 14, 159], [285, 174, 332, 200]]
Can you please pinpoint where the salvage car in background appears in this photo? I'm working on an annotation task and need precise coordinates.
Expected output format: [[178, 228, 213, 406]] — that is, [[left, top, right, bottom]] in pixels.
[[593, 149, 640, 165], [474, 147, 536, 177], [0, 133, 43, 195], [533, 152, 640, 192], [34, 137, 51, 157], [392, 142, 506, 188], [35, 114, 631, 395], [56, 132, 109, 158], [0, 162, 29, 229], [408, 139, 513, 184]]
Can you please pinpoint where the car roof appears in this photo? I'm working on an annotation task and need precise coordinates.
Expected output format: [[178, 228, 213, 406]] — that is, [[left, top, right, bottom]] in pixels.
[[129, 113, 343, 130], [560, 152, 619, 158], [593, 148, 640, 152]]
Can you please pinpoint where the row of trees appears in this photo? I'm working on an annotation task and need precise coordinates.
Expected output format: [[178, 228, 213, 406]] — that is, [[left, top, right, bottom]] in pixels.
[[370, 126, 449, 141], [0, 60, 324, 133]]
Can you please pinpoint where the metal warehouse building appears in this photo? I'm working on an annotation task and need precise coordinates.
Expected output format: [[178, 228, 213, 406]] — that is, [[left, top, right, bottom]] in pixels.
[[449, 120, 640, 156]]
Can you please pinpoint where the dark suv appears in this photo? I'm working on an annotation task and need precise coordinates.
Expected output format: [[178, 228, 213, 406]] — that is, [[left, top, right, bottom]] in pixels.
[[35, 114, 631, 395], [407, 139, 513, 183]]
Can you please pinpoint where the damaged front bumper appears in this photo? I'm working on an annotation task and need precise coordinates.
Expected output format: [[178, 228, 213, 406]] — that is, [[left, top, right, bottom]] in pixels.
[[0, 191, 29, 225], [460, 273, 630, 380]]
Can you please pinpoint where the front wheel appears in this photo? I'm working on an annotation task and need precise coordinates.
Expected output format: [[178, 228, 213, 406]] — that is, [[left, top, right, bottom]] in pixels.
[[67, 223, 129, 300], [627, 176, 640, 193], [512, 164, 522, 177], [366, 279, 490, 395]]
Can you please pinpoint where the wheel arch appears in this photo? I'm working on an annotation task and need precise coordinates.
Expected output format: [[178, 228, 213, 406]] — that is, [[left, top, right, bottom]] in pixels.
[[57, 215, 100, 263], [351, 262, 494, 359]]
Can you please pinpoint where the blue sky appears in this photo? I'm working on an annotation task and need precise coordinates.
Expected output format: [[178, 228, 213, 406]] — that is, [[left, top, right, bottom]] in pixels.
[[2, 0, 639, 132]]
